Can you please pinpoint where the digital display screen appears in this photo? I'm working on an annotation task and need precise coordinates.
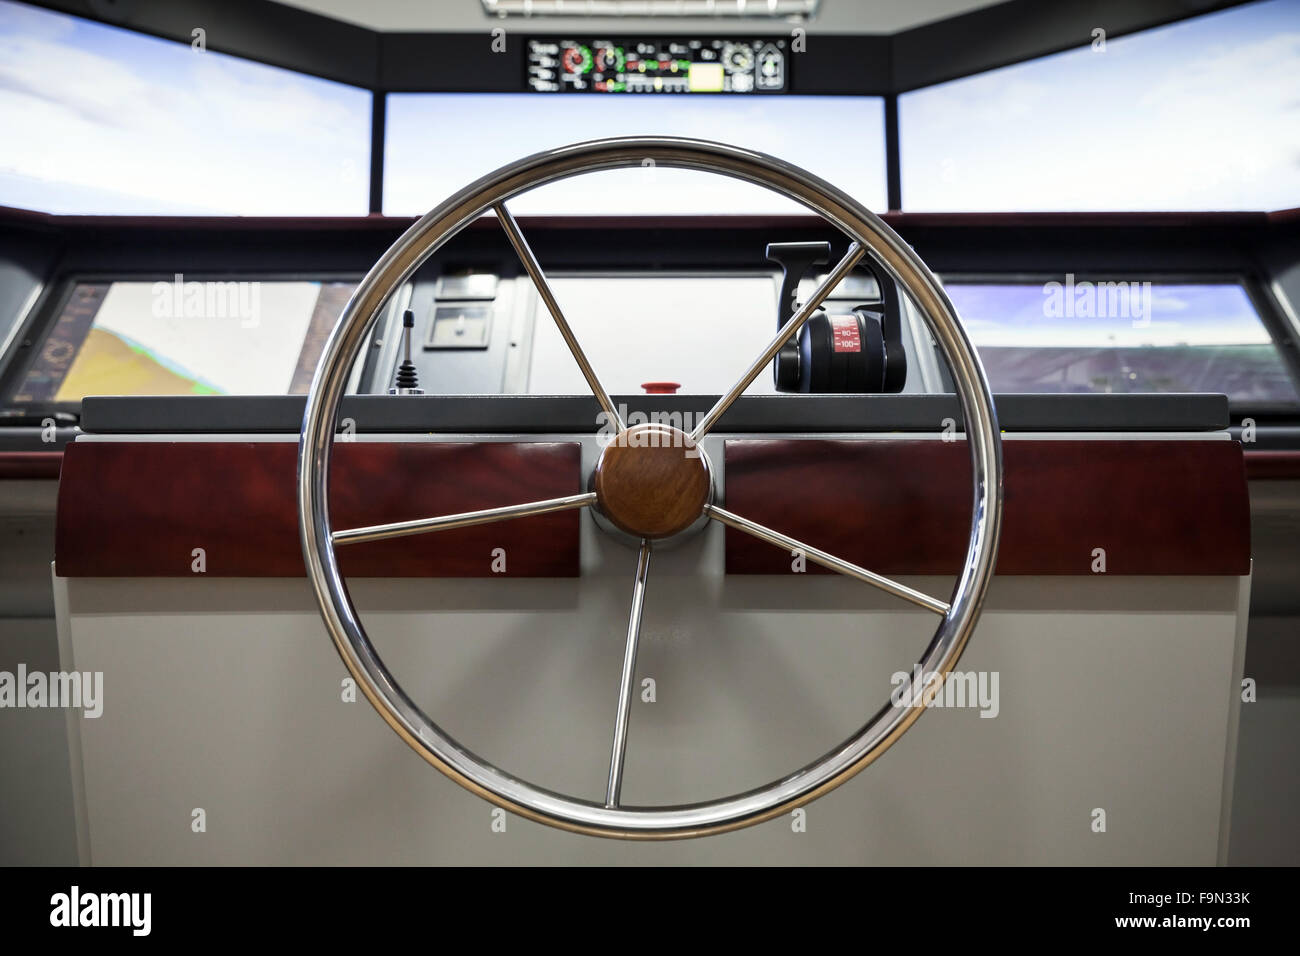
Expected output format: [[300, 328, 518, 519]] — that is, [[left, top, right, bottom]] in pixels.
[[384, 94, 888, 216], [944, 280, 1299, 404], [0, 0, 371, 216], [528, 38, 787, 93], [899, 0, 1300, 211], [8, 278, 357, 403]]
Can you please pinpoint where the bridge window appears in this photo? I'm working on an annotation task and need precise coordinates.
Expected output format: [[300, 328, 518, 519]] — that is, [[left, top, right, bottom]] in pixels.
[[900, 0, 1300, 212], [383, 93, 888, 216], [0, 0, 372, 216], [943, 279, 1299, 405]]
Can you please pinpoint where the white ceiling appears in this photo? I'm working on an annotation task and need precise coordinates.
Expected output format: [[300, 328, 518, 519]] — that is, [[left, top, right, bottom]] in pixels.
[[272, 0, 1010, 34]]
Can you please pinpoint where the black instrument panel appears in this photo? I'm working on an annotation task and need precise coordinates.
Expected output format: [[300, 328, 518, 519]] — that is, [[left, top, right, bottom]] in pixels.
[[527, 37, 788, 93], [0, 211, 1295, 450]]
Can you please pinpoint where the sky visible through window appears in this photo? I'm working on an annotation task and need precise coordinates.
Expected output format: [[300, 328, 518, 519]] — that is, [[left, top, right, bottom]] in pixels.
[[901, 0, 1300, 211], [944, 281, 1298, 403], [0, 0, 371, 215], [384, 93, 887, 216]]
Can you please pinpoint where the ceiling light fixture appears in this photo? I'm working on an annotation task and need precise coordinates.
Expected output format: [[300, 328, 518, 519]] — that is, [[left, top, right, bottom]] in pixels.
[[481, 0, 820, 20]]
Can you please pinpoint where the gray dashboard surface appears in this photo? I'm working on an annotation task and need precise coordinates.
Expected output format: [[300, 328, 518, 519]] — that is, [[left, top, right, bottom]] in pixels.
[[79, 393, 1230, 434]]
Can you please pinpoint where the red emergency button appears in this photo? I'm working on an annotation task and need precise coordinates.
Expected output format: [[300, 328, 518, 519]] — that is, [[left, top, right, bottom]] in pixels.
[[641, 381, 681, 395]]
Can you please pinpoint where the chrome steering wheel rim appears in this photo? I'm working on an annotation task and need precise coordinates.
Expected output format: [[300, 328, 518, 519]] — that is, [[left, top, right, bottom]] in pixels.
[[298, 136, 1004, 839]]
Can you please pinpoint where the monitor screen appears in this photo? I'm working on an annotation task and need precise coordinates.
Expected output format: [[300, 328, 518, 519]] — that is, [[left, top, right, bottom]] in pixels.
[[0, 0, 372, 216], [384, 93, 888, 216], [7, 278, 357, 402], [943, 279, 1299, 405], [899, 0, 1300, 212]]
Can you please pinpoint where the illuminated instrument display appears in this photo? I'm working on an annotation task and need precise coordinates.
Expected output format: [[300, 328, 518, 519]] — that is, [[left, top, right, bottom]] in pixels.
[[527, 38, 787, 93], [7, 278, 357, 403]]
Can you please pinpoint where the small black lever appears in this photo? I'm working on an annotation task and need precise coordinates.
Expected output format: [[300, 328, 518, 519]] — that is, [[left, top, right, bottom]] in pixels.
[[766, 241, 830, 390], [390, 309, 423, 394]]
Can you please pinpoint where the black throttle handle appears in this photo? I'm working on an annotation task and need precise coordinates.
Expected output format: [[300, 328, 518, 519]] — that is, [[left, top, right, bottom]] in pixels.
[[765, 241, 830, 390]]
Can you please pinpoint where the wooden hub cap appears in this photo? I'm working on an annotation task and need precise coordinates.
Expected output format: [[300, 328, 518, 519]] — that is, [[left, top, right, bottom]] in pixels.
[[593, 424, 711, 539]]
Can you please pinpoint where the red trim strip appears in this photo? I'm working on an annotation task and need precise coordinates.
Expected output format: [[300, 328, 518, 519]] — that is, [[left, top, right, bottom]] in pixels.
[[0, 204, 1279, 232], [1245, 450, 1300, 480], [723, 439, 1251, 576], [55, 441, 582, 577], [0, 451, 63, 480]]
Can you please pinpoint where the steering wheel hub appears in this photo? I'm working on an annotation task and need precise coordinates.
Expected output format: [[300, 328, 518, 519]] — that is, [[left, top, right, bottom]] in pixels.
[[592, 424, 712, 539]]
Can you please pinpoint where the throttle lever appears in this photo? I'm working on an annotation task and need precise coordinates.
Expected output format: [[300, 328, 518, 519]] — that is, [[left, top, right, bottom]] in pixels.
[[766, 241, 830, 390]]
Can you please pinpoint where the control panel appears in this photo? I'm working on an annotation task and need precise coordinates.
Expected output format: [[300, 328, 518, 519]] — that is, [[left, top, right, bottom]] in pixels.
[[369, 240, 916, 400], [527, 38, 788, 94]]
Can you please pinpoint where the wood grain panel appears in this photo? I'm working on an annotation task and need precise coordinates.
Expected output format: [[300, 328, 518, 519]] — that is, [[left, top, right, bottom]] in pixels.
[[0, 451, 62, 480], [56, 441, 581, 577], [1245, 450, 1300, 480], [724, 439, 1250, 576]]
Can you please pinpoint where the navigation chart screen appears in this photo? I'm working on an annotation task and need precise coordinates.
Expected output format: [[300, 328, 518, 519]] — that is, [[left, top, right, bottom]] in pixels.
[[8, 278, 357, 402]]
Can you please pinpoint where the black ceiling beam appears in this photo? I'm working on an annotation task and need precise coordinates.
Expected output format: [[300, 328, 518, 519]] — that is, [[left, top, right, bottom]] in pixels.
[[786, 34, 892, 94], [381, 32, 532, 93], [19, 0, 1263, 95]]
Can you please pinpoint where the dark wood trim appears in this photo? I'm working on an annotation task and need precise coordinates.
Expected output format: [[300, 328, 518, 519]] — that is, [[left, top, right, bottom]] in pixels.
[[2, 207, 1278, 232], [0, 206, 411, 232], [877, 210, 1274, 229], [0, 204, 54, 227], [0, 451, 63, 480], [723, 439, 1251, 576], [55, 441, 583, 577], [1245, 450, 1300, 481], [46, 437, 1265, 577]]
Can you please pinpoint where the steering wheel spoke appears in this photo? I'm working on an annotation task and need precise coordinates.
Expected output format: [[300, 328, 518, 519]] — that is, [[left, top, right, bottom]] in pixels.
[[605, 538, 653, 808], [494, 201, 625, 431], [705, 504, 949, 616], [331, 492, 595, 546], [690, 242, 865, 443]]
